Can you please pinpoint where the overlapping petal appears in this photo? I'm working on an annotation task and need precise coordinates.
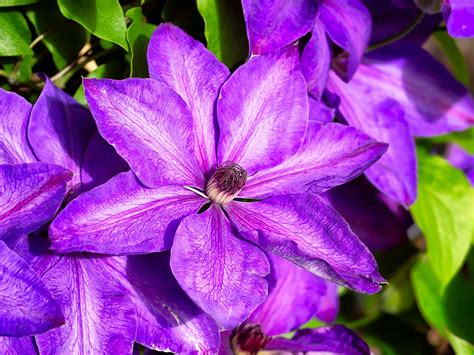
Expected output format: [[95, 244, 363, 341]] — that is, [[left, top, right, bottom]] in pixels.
[[170, 206, 269, 329], [0, 89, 35, 164], [83, 78, 203, 188], [443, 0, 474, 38], [217, 47, 308, 174], [116, 254, 220, 353], [0, 336, 36, 354], [34, 255, 136, 354], [0, 163, 71, 245], [229, 194, 385, 294], [147, 23, 229, 173], [330, 44, 474, 137], [249, 254, 338, 336], [241, 0, 317, 55], [265, 325, 370, 354], [301, 22, 331, 100], [50, 171, 202, 254], [0, 241, 64, 337], [29, 76, 96, 186], [328, 72, 417, 205], [241, 122, 387, 198], [319, 0, 371, 81]]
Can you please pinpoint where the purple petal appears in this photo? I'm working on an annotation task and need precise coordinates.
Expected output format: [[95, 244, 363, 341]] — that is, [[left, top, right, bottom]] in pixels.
[[0, 336, 36, 354], [34, 254, 136, 354], [266, 325, 370, 354], [446, 144, 474, 185], [241, 0, 317, 55], [319, 0, 372, 81], [217, 47, 308, 174], [0, 89, 35, 164], [309, 97, 335, 123], [329, 73, 417, 205], [241, 122, 387, 198], [170, 206, 269, 329], [301, 21, 331, 100], [443, 0, 474, 38], [50, 171, 202, 254], [147, 23, 229, 174], [83, 78, 203, 188], [80, 132, 129, 193], [0, 163, 71, 246], [115, 254, 221, 353], [0, 241, 64, 337], [329, 44, 474, 137], [29, 76, 96, 186], [249, 253, 339, 336], [323, 177, 410, 251], [229, 194, 385, 294]]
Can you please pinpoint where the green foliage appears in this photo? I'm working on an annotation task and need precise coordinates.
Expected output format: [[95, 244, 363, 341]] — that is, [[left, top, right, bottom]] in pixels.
[[57, 0, 128, 50], [0, 10, 32, 56], [197, 0, 248, 68], [26, 0, 89, 70], [434, 31, 469, 86], [126, 7, 155, 78], [411, 150, 474, 288], [0, 0, 38, 6]]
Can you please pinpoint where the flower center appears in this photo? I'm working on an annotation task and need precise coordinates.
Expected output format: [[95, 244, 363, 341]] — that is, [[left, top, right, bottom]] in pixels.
[[231, 324, 269, 354], [205, 161, 247, 204]]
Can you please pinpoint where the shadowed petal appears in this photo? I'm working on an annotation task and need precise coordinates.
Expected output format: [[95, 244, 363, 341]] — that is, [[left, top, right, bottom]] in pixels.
[[109, 254, 221, 353], [0, 163, 71, 246], [148, 23, 229, 173], [29, 76, 96, 186], [446, 144, 474, 185], [50, 171, 202, 254], [0, 336, 36, 354], [84, 78, 203, 188], [217, 47, 308, 174], [301, 22, 331, 100], [319, 0, 371, 81], [241, 0, 317, 55], [328, 44, 474, 137], [80, 132, 129, 193], [170, 206, 269, 329], [323, 177, 410, 251], [34, 255, 136, 354], [443, 0, 474, 38], [0, 89, 35, 164], [241, 122, 387, 198], [229, 194, 385, 294], [249, 254, 339, 336], [0, 241, 64, 337], [266, 325, 369, 354], [329, 73, 417, 205], [308, 97, 335, 123]]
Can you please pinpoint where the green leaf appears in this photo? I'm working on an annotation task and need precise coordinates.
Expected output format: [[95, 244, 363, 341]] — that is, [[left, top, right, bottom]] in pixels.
[[57, 0, 128, 50], [434, 31, 469, 86], [26, 0, 89, 70], [0, 0, 38, 6], [0, 10, 32, 56], [430, 127, 474, 154], [126, 7, 155, 78], [411, 256, 447, 334], [410, 152, 474, 287], [443, 262, 474, 344], [197, 0, 248, 68], [381, 258, 416, 314], [74, 61, 127, 106]]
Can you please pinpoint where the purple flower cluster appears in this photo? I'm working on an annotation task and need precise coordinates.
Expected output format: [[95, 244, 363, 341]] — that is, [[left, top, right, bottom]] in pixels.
[[1, 0, 473, 353]]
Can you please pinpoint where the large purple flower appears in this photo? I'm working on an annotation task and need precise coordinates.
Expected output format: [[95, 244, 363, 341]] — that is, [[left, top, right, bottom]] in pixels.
[[50, 23, 387, 329], [0, 80, 220, 353], [220, 254, 368, 354], [241, 0, 474, 207]]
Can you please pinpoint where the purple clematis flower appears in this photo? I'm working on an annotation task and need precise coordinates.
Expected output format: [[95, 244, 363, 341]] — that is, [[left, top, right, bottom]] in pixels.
[[49, 23, 388, 329], [241, 0, 474, 207], [442, 0, 474, 37], [0, 80, 220, 353], [219, 254, 369, 354]]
